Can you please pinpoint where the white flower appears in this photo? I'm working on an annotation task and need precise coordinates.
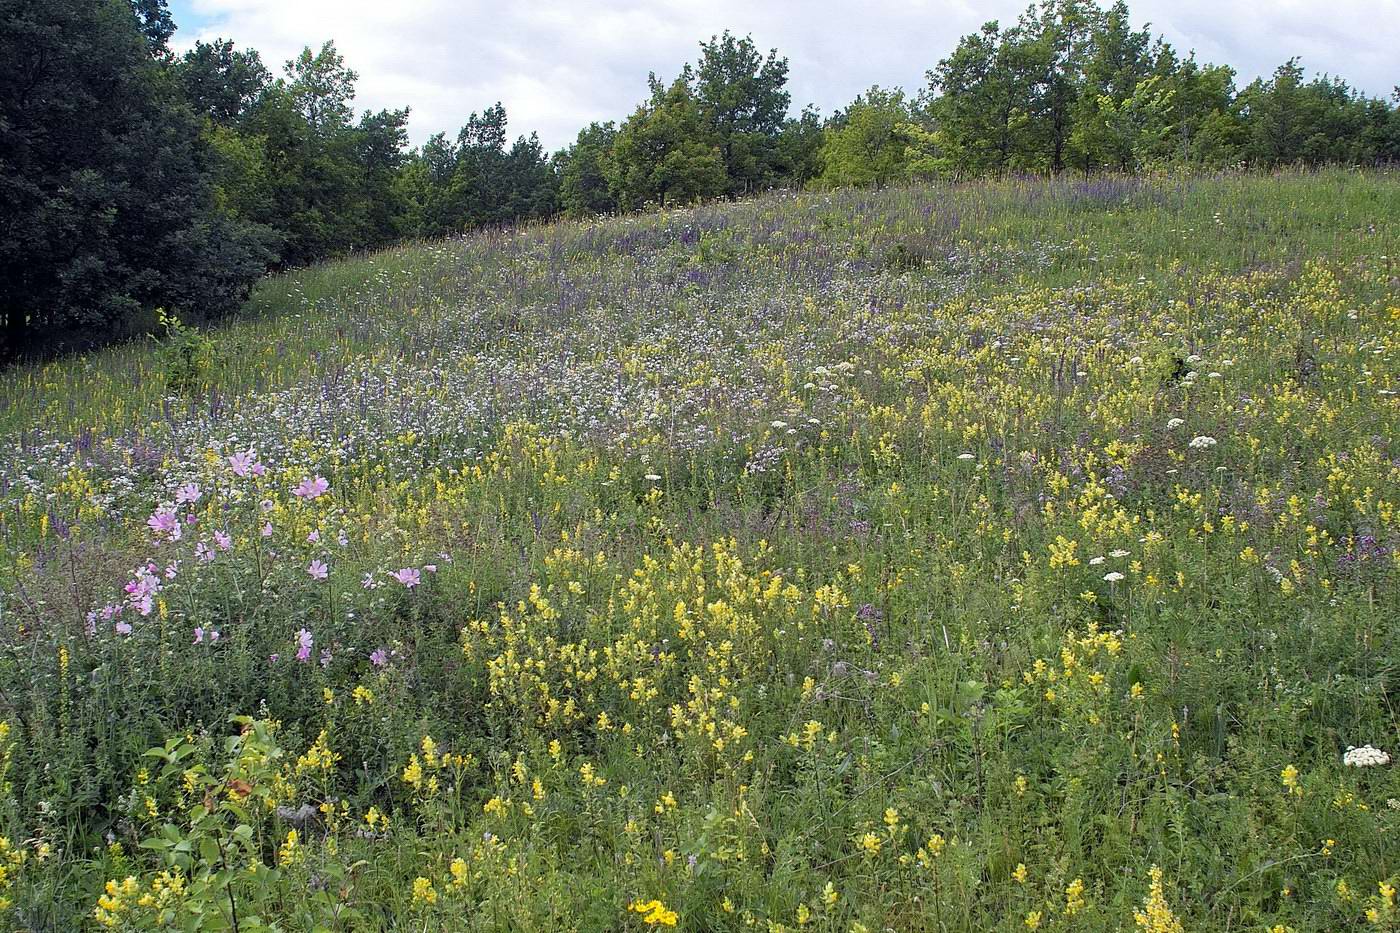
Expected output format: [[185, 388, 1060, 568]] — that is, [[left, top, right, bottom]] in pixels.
[[1185, 354, 1202, 364], [644, 473, 662, 481], [957, 453, 975, 461], [1089, 556, 1105, 566], [1189, 435, 1217, 450], [1343, 745, 1391, 767], [1103, 572, 1125, 583], [1166, 418, 1185, 429], [1109, 549, 1130, 558], [770, 420, 788, 429]]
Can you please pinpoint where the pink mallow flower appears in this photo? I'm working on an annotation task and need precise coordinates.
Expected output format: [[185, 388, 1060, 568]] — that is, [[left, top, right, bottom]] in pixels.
[[307, 559, 329, 580], [229, 449, 264, 478], [146, 508, 181, 541], [175, 483, 202, 505], [293, 475, 330, 500], [390, 567, 421, 588], [295, 629, 313, 662], [214, 531, 233, 551]]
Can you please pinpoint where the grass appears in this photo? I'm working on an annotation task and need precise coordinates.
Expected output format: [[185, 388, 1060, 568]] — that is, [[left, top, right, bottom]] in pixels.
[[0, 168, 1397, 930]]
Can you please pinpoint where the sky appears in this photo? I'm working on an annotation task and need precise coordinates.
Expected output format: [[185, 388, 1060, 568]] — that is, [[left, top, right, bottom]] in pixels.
[[167, 0, 1400, 151]]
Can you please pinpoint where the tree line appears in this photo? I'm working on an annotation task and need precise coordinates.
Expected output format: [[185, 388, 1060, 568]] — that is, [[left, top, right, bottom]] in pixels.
[[3, 0, 1398, 359]]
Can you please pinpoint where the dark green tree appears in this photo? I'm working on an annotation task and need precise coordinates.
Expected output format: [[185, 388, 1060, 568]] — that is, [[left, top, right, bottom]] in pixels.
[[178, 39, 271, 126], [558, 121, 618, 217], [691, 31, 791, 193], [0, 0, 271, 357], [606, 74, 727, 210]]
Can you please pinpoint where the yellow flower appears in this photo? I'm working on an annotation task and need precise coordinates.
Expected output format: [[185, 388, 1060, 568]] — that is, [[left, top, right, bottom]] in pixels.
[[276, 830, 302, 868], [412, 876, 437, 905], [1280, 764, 1301, 795], [1134, 866, 1184, 933], [1024, 910, 1042, 930], [629, 898, 678, 927], [402, 754, 423, 789], [1012, 863, 1028, 884], [1065, 877, 1086, 916]]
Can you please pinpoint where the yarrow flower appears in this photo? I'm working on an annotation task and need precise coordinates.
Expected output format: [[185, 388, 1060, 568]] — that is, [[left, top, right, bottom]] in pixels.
[[1104, 571, 1125, 582], [1343, 745, 1391, 767], [1188, 435, 1217, 450]]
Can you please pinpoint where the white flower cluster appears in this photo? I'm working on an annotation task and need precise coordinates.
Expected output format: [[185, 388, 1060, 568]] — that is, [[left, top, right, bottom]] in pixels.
[[1343, 745, 1391, 768], [1188, 435, 1217, 450]]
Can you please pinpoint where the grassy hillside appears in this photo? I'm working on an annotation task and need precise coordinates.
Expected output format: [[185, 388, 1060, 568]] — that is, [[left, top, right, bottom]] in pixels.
[[1, 170, 1399, 930]]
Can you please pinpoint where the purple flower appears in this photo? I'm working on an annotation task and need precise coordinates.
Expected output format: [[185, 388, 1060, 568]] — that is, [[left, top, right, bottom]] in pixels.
[[193, 627, 205, 644], [307, 530, 320, 543], [307, 559, 329, 580], [175, 483, 202, 505], [370, 647, 389, 667], [293, 475, 330, 500], [228, 450, 254, 477], [214, 531, 233, 551], [146, 508, 181, 541], [195, 542, 214, 562], [295, 629, 313, 663], [390, 567, 421, 588], [115, 621, 133, 635], [261, 522, 273, 538]]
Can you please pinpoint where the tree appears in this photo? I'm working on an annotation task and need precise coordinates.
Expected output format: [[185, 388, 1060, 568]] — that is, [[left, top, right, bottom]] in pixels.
[[691, 31, 791, 194], [606, 74, 727, 210], [0, 0, 271, 358], [285, 40, 357, 134], [178, 39, 271, 126], [558, 122, 618, 217], [775, 107, 825, 188], [815, 87, 916, 188], [927, 22, 1037, 174], [1017, 0, 1101, 172], [1068, 0, 1152, 170]]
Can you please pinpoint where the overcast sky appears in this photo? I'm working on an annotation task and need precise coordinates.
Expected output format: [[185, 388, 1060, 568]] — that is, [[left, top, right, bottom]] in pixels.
[[168, 0, 1400, 151]]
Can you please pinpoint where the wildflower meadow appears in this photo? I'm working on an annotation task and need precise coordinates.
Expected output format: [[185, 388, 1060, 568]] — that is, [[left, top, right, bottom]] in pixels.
[[0, 169, 1398, 930]]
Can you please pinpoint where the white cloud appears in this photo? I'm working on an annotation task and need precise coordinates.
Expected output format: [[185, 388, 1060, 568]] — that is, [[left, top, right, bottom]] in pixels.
[[177, 0, 1400, 150]]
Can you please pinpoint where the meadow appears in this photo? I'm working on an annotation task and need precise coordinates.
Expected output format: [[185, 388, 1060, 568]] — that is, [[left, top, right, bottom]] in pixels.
[[0, 169, 1398, 930]]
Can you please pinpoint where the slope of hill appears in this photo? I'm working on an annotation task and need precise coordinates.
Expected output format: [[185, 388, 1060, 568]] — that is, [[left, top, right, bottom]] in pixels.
[[1, 170, 1398, 929]]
